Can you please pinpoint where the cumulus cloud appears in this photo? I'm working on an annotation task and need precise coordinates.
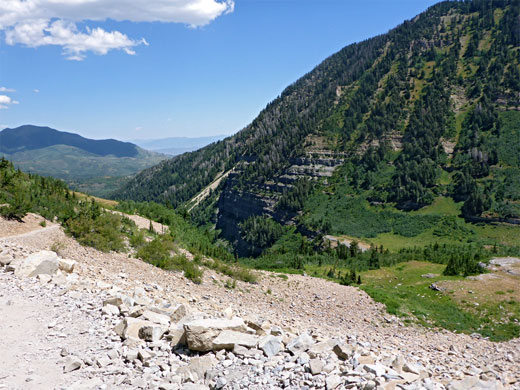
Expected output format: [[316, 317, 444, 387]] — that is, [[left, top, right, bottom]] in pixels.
[[0, 0, 234, 60], [0, 94, 19, 109], [0, 86, 15, 92], [33, 89, 40, 93]]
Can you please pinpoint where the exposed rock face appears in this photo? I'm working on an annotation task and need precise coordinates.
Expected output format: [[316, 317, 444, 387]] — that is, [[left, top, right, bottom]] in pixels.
[[215, 185, 272, 257]]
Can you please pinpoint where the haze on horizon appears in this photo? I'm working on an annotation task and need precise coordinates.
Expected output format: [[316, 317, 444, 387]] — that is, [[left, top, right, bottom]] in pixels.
[[1, 0, 438, 141]]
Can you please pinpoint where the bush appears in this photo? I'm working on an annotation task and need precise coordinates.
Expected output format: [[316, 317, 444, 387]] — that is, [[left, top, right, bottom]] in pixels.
[[443, 253, 484, 277], [170, 255, 203, 284]]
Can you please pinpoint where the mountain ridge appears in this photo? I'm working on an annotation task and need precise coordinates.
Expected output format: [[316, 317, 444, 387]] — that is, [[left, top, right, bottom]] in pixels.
[[0, 125, 139, 158], [1, 125, 167, 197]]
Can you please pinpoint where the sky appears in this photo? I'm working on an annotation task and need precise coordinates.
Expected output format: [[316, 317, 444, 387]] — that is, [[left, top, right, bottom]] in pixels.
[[0, 0, 439, 140]]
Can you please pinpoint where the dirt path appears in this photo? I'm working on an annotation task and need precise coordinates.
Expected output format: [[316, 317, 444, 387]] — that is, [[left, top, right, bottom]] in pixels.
[[109, 210, 168, 233], [0, 272, 108, 390], [188, 169, 233, 212]]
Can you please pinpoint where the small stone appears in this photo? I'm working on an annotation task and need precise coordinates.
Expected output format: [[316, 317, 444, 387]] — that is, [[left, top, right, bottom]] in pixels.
[[309, 359, 324, 375], [102, 304, 120, 316], [63, 356, 82, 373], [96, 356, 111, 368], [333, 343, 353, 360], [326, 374, 342, 390], [58, 258, 77, 273], [258, 335, 282, 358], [215, 377, 227, 389]]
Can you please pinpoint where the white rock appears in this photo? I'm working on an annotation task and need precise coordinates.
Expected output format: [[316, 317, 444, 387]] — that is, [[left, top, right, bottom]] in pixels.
[[258, 335, 282, 358], [102, 304, 120, 316], [309, 359, 325, 375], [286, 333, 314, 354], [114, 317, 154, 340], [141, 310, 170, 326], [12, 251, 59, 278], [138, 324, 168, 342], [63, 356, 82, 373], [326, 374, 342, 390], [212, 330, 258, 350], [364, 363, 387, 377], [58, 258, 76, 273], [183, 318, 247, 352]]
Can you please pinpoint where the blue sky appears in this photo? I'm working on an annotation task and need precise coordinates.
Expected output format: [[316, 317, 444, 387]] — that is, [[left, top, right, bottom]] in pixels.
[[0, 0, 439, 140]]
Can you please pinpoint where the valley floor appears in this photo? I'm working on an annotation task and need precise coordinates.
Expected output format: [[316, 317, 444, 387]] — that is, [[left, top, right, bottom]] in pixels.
[[0, 215, 519, 389]]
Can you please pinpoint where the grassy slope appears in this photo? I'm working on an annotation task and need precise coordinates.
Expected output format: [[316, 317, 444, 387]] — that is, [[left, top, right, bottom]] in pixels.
[[360, 261, 520, 341]]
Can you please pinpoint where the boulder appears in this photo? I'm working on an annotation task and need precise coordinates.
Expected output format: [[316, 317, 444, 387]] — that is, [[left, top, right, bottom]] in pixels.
[[212, 330, 258, 350], [447, 376, 480, 390], [152, 303, 187, 323], [183, 318, 247, 352], [12, 251, 59, 278], [258, 335, 282, 358], [58, 258, 77, 273], [166, 324, 187, 347], [309, 339, 338, 357], [114, 317, 154, 340], [141, 309, 170, 326], [286, 333, 314, 354], [138, 324, 168, 342]]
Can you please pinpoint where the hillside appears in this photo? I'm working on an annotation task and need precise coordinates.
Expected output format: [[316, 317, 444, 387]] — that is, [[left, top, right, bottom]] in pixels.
[[114, 1, 519, 257], [0, 125, 167, 197]]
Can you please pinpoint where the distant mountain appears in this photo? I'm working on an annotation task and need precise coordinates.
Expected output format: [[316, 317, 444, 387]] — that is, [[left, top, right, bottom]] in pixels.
[[114, 0, 520, 257], [0, 125, 138, 158], [132, 135, 227, 156], [0, 125, 168, 197]]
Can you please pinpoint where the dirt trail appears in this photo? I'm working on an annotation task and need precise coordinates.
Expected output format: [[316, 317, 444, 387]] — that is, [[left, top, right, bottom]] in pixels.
[[188, 169, 233, 211], [109, 210, 168, 233]]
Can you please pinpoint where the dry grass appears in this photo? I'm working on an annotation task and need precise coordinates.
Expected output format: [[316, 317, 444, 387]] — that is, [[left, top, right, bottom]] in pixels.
[[71, 191, 119, 208]]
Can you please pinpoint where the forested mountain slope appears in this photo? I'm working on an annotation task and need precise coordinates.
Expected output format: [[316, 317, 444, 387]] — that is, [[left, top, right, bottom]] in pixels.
[[114, 0, 520, 256]]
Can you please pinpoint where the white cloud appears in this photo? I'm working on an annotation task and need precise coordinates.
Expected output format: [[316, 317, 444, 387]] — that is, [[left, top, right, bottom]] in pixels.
[[0, 94, 19, 108], [33, 89, 40, 93], [135, 126, 143, 131], [0, 0, 234, 60], [0, 86, 15, 92], [0, 95, 13, 104]]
